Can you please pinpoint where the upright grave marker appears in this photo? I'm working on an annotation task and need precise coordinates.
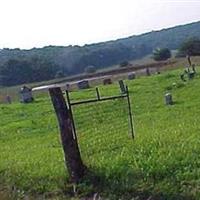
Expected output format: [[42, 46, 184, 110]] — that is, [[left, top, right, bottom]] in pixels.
[[20, 86, 34, 103], [77, 80, 89, 90], [146, 67, 151, 76], [103, 78, 112, 85], [128, 72, 136, 80], [165, 93, 173, 105], [5, 95, 12, 104]]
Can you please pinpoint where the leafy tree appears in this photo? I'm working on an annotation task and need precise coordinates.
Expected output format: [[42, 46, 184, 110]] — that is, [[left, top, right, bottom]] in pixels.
[[178, 37, 200, 56], [0, 59, 34, 86], [55, 70, 65, 79], [84, 65, 96, 74], [0, 58, 59, 86], [153, 48, 171, 61], [119, 61, 129, 67], [1, 21, 200, 85]]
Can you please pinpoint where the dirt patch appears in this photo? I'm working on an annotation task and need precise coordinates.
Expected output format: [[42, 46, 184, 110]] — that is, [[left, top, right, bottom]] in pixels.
[[0, 188, 11, 200]]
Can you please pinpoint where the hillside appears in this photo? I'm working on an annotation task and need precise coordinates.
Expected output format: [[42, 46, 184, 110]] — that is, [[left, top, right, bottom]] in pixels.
[[1, 67, 200, 199], [0, 21, 200, 86]]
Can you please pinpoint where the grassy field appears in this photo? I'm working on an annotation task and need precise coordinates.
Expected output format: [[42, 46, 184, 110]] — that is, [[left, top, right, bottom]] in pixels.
[[1, 56, 200, 104], [1, 67, 200, 199]]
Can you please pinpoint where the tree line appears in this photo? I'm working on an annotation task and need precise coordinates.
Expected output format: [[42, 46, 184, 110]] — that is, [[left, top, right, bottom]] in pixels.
[[0, 21, 200, 86]]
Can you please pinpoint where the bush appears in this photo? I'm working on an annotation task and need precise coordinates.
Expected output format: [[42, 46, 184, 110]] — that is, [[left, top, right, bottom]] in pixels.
[[55, 70, 65, 79], [119, 61, 129, 67], [153, 48, 171, 61], [84, 66, 96, 74]]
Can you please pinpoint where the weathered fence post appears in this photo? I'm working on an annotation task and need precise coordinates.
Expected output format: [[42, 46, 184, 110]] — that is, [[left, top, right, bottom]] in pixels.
[[126, 85, 135, 139], [49, 87, 86, 183], [118, 80, 126, 94]]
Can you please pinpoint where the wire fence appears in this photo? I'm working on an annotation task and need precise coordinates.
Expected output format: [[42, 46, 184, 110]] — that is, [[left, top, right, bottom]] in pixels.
[[65, 84, 134, 163], [0, 83, 132, 183], [0, 84, 134, 145]]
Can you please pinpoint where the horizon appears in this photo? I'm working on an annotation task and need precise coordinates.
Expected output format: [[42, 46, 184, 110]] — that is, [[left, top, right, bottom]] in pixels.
[[0, 0, 200, 50], [1, 20, 199, 51]]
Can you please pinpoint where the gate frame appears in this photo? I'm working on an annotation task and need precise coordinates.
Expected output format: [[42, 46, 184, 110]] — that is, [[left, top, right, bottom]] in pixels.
[[65, 84, 135, 139]]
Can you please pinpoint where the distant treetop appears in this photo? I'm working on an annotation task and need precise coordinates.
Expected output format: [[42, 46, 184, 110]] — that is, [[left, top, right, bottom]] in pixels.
[[178, 37, 200, 57], [153, 48, 171, 61]]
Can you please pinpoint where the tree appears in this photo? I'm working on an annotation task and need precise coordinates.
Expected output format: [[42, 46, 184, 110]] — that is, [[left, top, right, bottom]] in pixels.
[[0, 57, 59, 86], [119, 61, 129, 67], [178, 37, 200, 56], [153, 48, 171, 61], [84, 65, 96, 74], [0, 59, 34, 86], [55, 70, 65, 79]]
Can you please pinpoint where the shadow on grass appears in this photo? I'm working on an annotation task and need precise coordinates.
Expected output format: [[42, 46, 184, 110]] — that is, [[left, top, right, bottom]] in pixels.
[[172, 100, 185, 105], [73, 166, 196, 200]]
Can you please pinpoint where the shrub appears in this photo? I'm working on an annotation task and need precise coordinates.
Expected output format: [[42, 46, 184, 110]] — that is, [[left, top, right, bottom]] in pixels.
[[119, 61, 129, 67], [153, 48, 171, 61], [84, 66, 96, 74]]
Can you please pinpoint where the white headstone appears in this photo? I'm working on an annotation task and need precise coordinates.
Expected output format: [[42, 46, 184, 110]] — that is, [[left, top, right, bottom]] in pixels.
[[165, 93, 173, 105], [20, 86, 34, 103], [128, 72, 136, 80]]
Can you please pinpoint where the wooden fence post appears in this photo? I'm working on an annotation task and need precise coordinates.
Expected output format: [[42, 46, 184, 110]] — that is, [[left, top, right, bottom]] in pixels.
[[49, 87, 86, 183]]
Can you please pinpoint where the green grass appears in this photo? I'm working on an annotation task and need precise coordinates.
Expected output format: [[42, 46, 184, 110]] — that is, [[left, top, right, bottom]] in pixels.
[[1, 68, 200, 199]]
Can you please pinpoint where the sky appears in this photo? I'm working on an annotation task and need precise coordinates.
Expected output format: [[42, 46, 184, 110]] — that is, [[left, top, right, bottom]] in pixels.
[[0, 0, 200, 49]]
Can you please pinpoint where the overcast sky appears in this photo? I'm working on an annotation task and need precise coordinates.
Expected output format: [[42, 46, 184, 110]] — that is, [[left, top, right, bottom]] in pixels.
[[0, 0, 199, 49]]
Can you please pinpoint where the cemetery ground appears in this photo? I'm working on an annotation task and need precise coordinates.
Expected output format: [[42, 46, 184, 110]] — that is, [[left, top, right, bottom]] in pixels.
[[1, 68, 200, 199], [1, 55, 200, 104]]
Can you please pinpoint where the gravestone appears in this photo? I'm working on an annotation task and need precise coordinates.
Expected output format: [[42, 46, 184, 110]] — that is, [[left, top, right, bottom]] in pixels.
[[128, 72, 136, 80], [20, 86, 34, 103], [66, 83, 72, 91], [103, 78, 112, 85], [165, 93, 173, 105], [5, 95, 11, 104], [146, 68, 150, 76], [77, 80, 89, 89]]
